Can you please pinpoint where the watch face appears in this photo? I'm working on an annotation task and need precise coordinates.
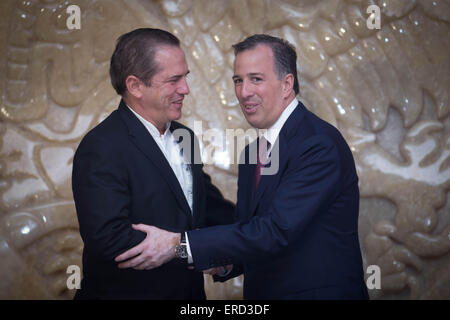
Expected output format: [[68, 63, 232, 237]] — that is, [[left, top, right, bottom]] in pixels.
[[176, 244, 188, 259]]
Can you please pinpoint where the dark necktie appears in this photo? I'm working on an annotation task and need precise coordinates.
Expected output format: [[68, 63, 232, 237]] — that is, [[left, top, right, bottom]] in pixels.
[[255, 137, 270, 189]]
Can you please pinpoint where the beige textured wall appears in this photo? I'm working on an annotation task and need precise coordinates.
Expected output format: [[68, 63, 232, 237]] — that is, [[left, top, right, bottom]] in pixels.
[[0, 0, 448, 299]]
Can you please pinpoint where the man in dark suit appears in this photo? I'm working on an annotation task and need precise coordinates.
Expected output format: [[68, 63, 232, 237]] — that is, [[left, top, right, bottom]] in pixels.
[[72, 28, 234, 299], [116, 34, 368, 300]]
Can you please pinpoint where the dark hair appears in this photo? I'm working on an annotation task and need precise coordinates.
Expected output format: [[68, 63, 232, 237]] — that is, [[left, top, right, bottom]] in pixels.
[[232, 34, 299, 94], [109, 28, 180, 95]]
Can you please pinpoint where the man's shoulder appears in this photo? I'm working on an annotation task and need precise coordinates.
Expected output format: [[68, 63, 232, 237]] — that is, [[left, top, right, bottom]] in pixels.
[[289, 109, 355, 168], [78, 109, 126, 148], [289, 105, 345, 145]]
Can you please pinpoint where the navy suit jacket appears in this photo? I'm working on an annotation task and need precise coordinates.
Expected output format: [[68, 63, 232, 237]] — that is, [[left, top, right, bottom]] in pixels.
[[188, 102, 369, 299], [72, 100, 234, 299]]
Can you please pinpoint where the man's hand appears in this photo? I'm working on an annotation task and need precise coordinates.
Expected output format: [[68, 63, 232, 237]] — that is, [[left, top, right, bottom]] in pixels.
[[115, 224, 180, 270], [203, 264, 233, 276]]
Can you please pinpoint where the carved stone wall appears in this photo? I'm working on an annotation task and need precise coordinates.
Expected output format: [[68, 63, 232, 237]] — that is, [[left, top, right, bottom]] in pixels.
[[0, 0, 448, 299]]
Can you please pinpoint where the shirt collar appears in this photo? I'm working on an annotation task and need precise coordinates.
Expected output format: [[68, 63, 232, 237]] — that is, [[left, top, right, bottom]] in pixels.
[[262, 97, 298, 146], [126, 104, 170, 139]]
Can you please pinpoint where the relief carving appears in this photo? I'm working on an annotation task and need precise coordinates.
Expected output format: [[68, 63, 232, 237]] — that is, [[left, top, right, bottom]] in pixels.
[[0, 0, 448, 299]]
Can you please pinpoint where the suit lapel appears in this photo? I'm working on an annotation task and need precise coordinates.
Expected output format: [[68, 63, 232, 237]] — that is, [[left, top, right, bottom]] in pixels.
[[190, 163, 203, 224], [248, 102, 307, 218], [118, 102, 193, 220], [237, 161, 256, 222], [250, 138, 284, 215]]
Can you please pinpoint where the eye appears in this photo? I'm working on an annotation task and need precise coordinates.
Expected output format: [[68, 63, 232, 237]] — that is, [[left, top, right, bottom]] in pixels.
[[251, 77, 262, 83], [233, 78, 242, 85], [167, 77, 180, 84]]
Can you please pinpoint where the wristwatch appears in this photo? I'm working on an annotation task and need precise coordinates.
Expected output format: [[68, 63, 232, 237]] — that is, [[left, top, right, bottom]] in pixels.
[[175, 232, 188, 260]]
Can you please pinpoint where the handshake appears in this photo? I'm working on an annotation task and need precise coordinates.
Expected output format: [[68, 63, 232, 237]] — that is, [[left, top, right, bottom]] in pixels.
[[114, 223, 232, 276]]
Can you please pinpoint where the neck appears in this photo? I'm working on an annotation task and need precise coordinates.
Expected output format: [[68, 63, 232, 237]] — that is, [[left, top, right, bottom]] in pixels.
[[124, 97, 167, 135], [283, 92, 296, 109]]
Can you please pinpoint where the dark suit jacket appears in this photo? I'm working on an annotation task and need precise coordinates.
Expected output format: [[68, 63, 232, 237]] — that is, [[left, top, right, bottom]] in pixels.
[[188, 102, 369, 299], [72, 100, 234, 299]]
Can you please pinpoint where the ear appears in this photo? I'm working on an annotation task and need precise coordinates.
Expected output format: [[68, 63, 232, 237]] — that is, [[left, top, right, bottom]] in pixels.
[[282, 73, 294, 99], [125, 75, 144, 99]]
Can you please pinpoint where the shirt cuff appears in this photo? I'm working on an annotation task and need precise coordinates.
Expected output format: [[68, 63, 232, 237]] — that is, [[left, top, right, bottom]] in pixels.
[[185, 232, 193, 264]]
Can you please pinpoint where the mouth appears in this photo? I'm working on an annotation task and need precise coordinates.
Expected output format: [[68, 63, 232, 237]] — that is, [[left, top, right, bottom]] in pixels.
[[242, 102, 259, 114], [171, 98, 184, 108]]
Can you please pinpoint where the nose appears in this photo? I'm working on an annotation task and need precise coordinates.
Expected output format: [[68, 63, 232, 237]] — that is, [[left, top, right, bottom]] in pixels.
[[177, 77, 190, 95], [238, 80, 253, 99]]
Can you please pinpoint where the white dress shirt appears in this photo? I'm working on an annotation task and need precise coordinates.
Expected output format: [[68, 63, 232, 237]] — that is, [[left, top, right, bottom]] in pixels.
[[127, 106, 193, 212]]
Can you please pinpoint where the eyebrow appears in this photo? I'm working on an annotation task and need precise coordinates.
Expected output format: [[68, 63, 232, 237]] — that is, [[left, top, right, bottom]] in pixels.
[[167, 70, 190, 81], [232, 72, 264, 79]]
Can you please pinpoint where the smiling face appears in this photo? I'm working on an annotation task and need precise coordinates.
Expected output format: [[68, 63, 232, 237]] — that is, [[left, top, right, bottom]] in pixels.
[[126, 45, 190, 133], [232, 44, 294, 129], [141, 45, 190, 130]]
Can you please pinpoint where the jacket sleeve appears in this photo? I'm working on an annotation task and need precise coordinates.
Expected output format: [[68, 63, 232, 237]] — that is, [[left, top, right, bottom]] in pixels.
[[188, 135, 343, 270], [72, 133, 145, 262]]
